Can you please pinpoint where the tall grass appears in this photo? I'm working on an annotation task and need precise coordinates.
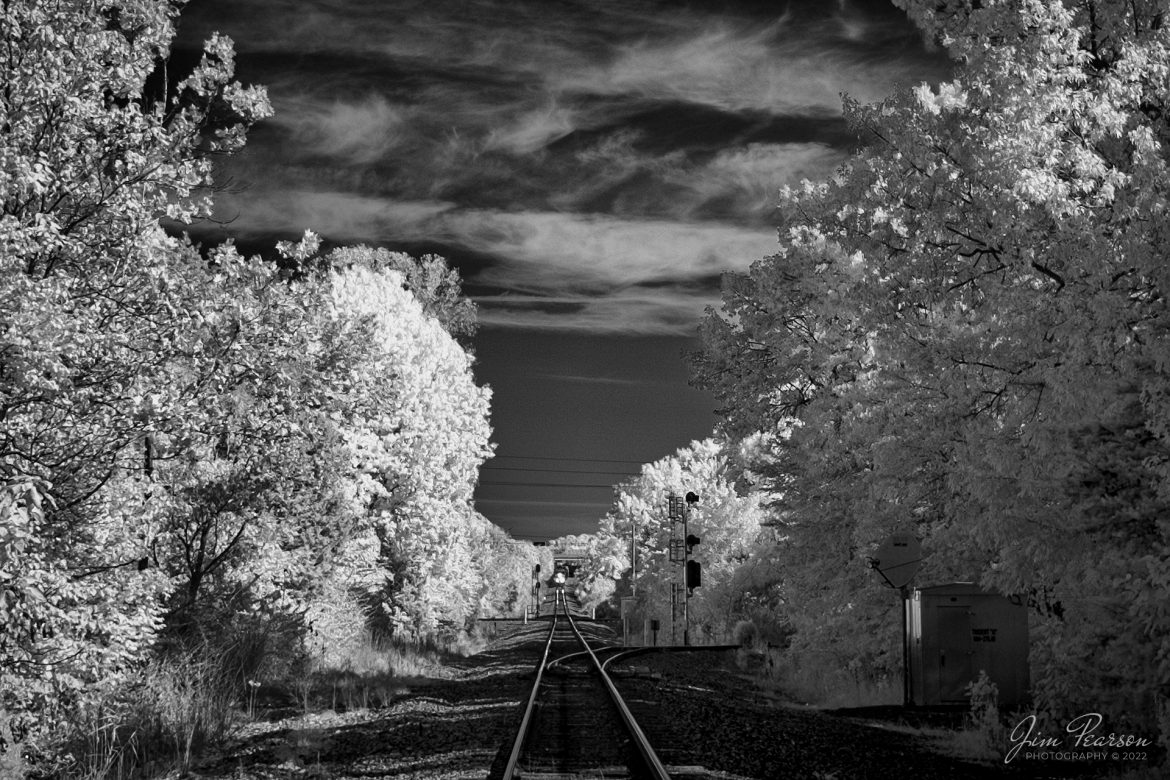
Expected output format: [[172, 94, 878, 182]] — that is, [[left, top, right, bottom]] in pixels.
[[53, 646, 245, 780], [774, 649, 901, 708], [737, 639, 900, 709], [299, 629, 484, 713], [18, 587, 497, 779], [59, 628, 483, 778]]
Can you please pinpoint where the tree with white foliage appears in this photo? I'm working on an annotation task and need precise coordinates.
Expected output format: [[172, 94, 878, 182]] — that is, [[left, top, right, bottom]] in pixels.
[[469, 518, 546, 619], [146, 235, 373, 647], [325, 265, 494, 638], [695, 0, 1170, 738], [323, 245, 478, 340], [1, 0, 271, 762], [1, 1, 518, 772]]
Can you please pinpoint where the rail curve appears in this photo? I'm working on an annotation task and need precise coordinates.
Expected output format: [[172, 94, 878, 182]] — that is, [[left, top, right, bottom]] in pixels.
[[500, 589, 672, 779]]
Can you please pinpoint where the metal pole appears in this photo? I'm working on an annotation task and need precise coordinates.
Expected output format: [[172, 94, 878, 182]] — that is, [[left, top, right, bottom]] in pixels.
[[683, 503, 690, 647], [670, 584, 676, 645], [631, 517, 637, 598], [901, 585, 910, 706]]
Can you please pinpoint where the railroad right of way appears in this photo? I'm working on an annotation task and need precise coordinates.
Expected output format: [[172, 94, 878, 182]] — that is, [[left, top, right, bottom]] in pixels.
[[486, 600, 1015, 780], [189, 614, 1025, 780]]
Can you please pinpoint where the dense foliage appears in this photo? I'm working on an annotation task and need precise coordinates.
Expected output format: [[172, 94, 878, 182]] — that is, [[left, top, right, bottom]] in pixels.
[[1, 0, 273, 761], [322, 262, 493, 637], [694, 0, 1170, 740], [0, 1, 538, 773]]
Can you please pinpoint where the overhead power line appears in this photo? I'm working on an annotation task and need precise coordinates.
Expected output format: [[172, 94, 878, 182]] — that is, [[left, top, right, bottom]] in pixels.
[[478, 481, 619, 489], [481, 465, 636, 476], [490, 454, 646, 465]]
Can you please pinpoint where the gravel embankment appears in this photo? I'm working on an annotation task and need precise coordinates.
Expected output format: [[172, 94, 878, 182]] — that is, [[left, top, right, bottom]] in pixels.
[[189, 623, 1120, 779], [609, 649, 1013, 779], [192, 623, 547, 780]]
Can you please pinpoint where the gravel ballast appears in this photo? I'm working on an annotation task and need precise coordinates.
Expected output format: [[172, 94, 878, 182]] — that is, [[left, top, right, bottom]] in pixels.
[[187, 622, 1118, 779]]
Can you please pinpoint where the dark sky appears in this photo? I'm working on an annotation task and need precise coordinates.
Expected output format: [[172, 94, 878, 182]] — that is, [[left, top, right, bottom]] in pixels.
[[175, 0, 949, 540]]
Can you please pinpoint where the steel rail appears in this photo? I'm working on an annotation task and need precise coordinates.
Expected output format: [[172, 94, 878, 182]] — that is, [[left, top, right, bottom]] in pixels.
[[562, 608, 674, 780], [500, 590, 563, 780], [601, 644, 742, 672], [546, 645, 625, 672]]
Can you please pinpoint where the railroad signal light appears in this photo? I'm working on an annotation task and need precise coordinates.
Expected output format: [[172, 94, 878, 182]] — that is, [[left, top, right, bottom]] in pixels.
[[686, 560, 701, 590], [686, 491, 699, 505], [685, 533, 700, 553]]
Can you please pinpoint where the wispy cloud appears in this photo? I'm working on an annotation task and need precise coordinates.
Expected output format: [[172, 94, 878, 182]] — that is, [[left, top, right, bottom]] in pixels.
[[457, 210, 774, 288], [560, 139, 845, 221], [211, 191, 455, 243], [483, 100, 581, 155], [211, 188, 774, 333], [549, 19, 885, 116], [269, 95, 410, 164], [192, 0, 933, 114], [697, 143, 845, 211]]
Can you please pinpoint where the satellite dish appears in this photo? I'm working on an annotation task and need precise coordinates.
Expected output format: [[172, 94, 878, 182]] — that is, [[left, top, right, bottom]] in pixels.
[[870, 533, 922, 589]]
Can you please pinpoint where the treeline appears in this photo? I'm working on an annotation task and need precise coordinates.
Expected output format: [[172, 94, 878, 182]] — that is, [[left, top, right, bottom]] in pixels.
[[580, 0, 1170, 747], [0, 1, 538, 773]]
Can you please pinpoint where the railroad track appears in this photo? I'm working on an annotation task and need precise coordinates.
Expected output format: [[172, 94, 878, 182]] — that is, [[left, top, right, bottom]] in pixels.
[[500, 589, 672, 780]]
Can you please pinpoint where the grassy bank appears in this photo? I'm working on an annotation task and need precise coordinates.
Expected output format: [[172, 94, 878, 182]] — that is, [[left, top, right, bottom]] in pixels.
[[5, 626, 496, 780]]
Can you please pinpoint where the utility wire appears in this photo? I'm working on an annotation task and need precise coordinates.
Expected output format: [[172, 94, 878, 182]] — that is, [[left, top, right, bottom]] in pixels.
[[478, 481, 619, 488], [490, 454, 646, 465], [481, 465, 635, 476]]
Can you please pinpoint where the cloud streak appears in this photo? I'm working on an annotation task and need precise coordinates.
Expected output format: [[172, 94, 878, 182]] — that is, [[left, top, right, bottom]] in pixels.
[[547, 17, 918, 116], [269, 95, 410, 164], [211, 188, 773, 333]]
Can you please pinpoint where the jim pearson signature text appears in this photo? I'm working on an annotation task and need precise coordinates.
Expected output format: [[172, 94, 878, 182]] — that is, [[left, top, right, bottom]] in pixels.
[[1006, 713, 1152, 764]]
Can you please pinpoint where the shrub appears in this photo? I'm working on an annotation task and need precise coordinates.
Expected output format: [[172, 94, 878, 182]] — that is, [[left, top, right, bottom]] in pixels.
[[0, 708, 32, 779], [732, 619, 761, 649], [964, 671, 1006, 760], [49, 647, 243, 779]]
